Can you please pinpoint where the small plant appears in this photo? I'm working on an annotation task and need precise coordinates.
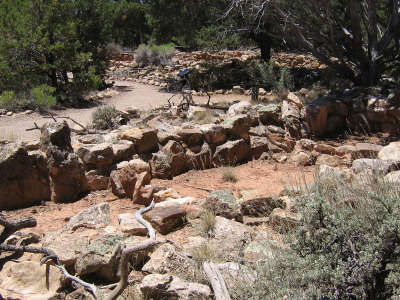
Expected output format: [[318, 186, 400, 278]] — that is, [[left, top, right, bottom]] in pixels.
[[0, 90, 16, 111], [30, 84, 57, 113], [221, 166, 238, 183], [199, 208, 216, 238], [91, 105, 119, 130], [247, 60, 277, 91], [192, 241, 217, 267], [192, 109, 214, 125], [277, 67, 294, 91], [135, 44, 175, 66]]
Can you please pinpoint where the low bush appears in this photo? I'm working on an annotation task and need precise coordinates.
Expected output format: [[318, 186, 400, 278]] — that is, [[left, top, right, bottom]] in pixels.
[[221, 166, 238, 183], [232, 173, 400, 299], [135, 44, 175, 66], [91, 105, 119, 130], [30, 85, 57, 113]]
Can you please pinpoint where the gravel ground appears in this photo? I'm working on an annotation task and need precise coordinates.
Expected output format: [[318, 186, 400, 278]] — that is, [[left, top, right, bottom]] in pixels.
[[0, 81, 249, 142]]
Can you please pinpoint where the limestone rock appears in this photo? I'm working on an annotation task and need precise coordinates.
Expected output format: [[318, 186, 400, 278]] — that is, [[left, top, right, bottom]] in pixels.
[[258, 104, 281, 125], [213, 139, 250, 166], [150, 140, 187, 179], [144, 206, 187, 235], [352, 158, 400, 176], [75, 143, 114, 168], [119, 127, 158, 153], [82, 170, 109, 192], [291, 151, 313, 166], [304, 98, 331, 136], [239, 190, 284, 217], [75, 233, 148, 280], [384, 170, 400, 184], [378, 142, 400, 160], [153, 188, 181, 202], [0, 143, 50, 210], [186, 142, 213, 170], [110, 165, 137, 199], [142, 243, 196, 279], [204, 189, 242, 222], [140, 274, 212, 300], [118, 213, 147, 235], [221, 115, 251, 141], [0, 261, 63, 299], [250, 136, 269, 159], [200, 124, 227, 145], [42, 231, 89, 266], [210, 216, 253, 261], [175, 128, 203, 147], [63, 202, 112, 232]]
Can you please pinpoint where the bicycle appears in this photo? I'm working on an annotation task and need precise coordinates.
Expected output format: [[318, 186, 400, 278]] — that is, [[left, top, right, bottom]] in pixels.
[[165, 68, 195, 110]]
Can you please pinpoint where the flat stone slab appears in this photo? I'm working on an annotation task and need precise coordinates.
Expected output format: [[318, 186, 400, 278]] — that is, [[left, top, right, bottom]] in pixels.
[[144, 206, 186, 235]]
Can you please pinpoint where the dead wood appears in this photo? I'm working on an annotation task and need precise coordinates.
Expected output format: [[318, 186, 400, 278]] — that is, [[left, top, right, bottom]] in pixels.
[[203, 261, 231, 300], [0, 216, 97, 298], [105, 199, 161, 300]]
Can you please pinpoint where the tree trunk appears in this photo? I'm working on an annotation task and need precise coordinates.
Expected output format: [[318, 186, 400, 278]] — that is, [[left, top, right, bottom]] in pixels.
[[251, 31, 271, 62]]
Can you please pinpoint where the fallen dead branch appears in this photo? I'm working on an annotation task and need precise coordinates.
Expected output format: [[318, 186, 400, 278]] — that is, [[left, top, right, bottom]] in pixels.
[[203, 261, 231, 300], [0, 216, 97, 298], [183, 182, 214, 192], [105, 199, 162, 300]]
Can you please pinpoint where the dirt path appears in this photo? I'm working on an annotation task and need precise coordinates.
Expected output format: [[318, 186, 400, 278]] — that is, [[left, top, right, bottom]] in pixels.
[[0, 81, 249, 142]]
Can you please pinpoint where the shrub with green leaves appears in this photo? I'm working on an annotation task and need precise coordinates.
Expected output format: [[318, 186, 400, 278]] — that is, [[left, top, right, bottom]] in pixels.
[[135, 44, 175, 66], [277, 67, 294, 91], [233, 174, 400, 299], [30, 84, 56, 112], [247, 60, 277, 91], [0, 90, 16, 111], [91, 106, 119, 130]]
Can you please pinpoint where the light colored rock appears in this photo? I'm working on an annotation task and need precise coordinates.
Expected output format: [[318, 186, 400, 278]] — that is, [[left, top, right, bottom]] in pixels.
[[221, 115, 251, 141], [119, 127, 158, 153], [200, 124, 227, 145], [292, 151, 313, 166], [0, 261, 63, 299], [140, 274, 212, 300], [384, 170, 400, 184], [63, 202, 112, 232], [352, 158, 400, 176], [75, 143, 114, 167], [204, 189, 242, 222], [378, 142, 400, 160], [142, 243, 196, 279], [118, 213, 147, 235], [42, 231, 89, 266], [154, 187, 181, 202]]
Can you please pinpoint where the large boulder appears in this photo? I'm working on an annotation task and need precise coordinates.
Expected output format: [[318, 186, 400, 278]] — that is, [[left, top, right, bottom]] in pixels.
[[221, 115, 251, 141], [109, 165, 138, 199], [63, 202, 113, 232], [75, 233, 148, 280], [75, 143, 115, 169], [304, 98, 331, 136], [186, 142, 213, 170], [0, 260, 63, 299], [150, 140, 187, 179], [213, 139, 250, 166], [0, 143, 50, 210], [175, 128, 203, 147], [378, 142, 400, 160], [119, 127, 158, 153], [204, 189, 242, 222], [200, 124, 227, 145], [41, 122, 84, 203]]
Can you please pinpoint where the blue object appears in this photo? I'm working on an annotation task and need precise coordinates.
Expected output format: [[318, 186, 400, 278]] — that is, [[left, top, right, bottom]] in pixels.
[[178, 69, 191, 78]]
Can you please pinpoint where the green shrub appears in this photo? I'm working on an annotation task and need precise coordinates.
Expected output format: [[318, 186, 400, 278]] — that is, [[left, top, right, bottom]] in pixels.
[[136, 44, 175, 66], [30, 84, 56, 112], [232, 174, 400, 299], [277, 67, 294, 91], [247, 60, 277, 91], [92, 106, 119, 130], [0, 90, 16, 111]]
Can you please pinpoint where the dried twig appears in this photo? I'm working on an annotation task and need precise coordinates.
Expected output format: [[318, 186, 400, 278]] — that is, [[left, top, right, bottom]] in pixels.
[[203, 261, 231, 300], [105, 199, 161, 300], [26, 122, 41, 131], [183, 182, 214, 192], [0, 217, 97, 298]]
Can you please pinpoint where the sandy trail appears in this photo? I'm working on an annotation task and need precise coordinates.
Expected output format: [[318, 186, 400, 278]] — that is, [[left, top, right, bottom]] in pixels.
[[0, 81, 249, 142]]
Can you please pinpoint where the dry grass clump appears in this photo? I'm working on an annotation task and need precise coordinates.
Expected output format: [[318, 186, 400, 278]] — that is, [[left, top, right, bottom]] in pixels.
[[220, 166, 238, 183]]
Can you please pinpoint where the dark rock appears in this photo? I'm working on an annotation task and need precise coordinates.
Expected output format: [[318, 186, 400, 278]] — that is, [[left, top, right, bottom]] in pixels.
[[204, 189, 242, 222], [144, 206, 186, 235], [213, 139, 250, 166]]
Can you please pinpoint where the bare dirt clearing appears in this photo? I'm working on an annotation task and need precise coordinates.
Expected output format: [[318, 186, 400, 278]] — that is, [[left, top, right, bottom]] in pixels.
[[0, 81, 249, 141]]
